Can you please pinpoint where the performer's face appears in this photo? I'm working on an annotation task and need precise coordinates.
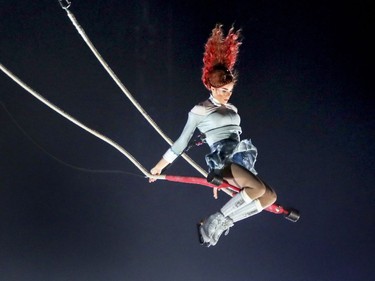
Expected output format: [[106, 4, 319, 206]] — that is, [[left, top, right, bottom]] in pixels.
[[211, 82, 234, 105]]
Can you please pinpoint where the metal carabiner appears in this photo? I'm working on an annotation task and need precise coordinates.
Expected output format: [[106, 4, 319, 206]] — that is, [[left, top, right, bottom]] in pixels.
[[58, 0, 71, 10]]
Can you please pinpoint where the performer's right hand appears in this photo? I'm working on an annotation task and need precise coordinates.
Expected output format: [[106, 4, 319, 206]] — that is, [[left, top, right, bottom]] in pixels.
[[148, 158, 169, 183], [149, 166, 162, 183]]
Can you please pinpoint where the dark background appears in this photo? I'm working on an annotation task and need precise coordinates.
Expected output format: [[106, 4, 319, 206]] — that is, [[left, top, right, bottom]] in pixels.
[[1, 1, 374, 280]]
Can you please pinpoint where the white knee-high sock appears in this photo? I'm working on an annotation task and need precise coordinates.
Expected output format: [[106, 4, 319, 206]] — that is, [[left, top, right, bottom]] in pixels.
[[220, 190, 253, 217], [228, 199, 263, 222]]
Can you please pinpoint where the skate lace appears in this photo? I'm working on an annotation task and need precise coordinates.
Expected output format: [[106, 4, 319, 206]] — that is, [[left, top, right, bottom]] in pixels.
[[222, 219, 233, 236], [213, 217, 233, 238], [204, 213, 234, 246]]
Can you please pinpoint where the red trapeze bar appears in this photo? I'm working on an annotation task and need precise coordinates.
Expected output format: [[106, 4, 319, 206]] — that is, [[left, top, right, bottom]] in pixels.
[[165, 175, 239, 193], [164, 175, 291, 216]]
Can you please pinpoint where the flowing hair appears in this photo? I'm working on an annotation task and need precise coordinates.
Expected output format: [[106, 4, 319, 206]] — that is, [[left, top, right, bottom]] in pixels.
[[202, 24, 242, 90]]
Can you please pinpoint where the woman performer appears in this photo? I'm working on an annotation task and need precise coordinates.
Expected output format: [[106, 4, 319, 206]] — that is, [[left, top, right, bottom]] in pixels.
[[149, 24, 277, 246]]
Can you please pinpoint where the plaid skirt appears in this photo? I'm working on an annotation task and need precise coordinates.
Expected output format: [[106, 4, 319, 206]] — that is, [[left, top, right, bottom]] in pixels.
[[205, 137, 258, 175]]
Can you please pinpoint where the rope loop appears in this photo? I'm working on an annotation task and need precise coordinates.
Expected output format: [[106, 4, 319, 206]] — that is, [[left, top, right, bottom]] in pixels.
[[58, 0, 71, 10]]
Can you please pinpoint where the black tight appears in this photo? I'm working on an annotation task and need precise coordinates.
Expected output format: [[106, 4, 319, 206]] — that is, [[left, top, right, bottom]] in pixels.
[[222, 164, 277, 208]]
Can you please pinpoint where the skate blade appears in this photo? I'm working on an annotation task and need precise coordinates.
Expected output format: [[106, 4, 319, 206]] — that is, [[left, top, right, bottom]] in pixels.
[[197, 222, 205, 245]]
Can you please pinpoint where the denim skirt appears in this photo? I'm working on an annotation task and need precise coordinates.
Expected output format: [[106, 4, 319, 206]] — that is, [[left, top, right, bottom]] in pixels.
[[205, 137, 258, 175]]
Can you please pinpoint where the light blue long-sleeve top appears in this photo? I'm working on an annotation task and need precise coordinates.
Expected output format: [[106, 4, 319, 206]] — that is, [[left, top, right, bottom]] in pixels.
[[163, 96, 242, 163]]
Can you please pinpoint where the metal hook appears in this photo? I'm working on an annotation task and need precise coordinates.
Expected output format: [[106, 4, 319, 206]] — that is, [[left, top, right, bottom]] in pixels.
[[58, 0, 71, 10]]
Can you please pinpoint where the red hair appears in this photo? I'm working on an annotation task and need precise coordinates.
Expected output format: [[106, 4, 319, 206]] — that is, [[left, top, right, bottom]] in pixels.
[[202, 24, 242, 90]]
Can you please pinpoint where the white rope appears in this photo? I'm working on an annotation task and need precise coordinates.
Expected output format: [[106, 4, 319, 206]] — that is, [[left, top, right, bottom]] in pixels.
[[0, 62, 164, 180], [61, 6, 234, 197], [61, 7, 209, 179], [1, 4, 232, 197]]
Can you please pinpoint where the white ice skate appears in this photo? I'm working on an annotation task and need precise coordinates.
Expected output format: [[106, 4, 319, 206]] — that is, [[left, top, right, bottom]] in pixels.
[[199, 212, 234, 247]]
